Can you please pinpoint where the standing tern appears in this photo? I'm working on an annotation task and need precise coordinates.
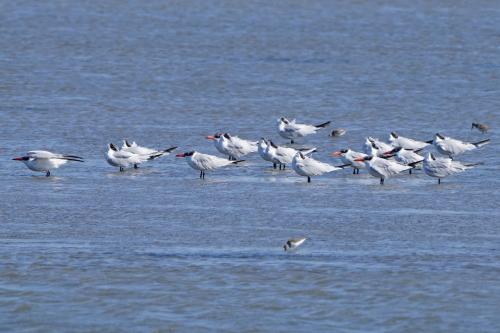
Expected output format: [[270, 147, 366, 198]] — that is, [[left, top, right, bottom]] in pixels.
[[388, 132, 431, 150], [13, 150, 84, 176], [331, 149, 367, 174], [121, 140, 177, 168], [354, 155, 412, 185], [207, 133, 257, 160], [106, 143, 163, 172], [292, 152, 342, 183], [384, 146, 424, 174], [433, 133, 490, 158], [266, 140, 316, 170], [277, 117, 330, 144], [363, 138, 393, 156], [258, 138, 277, 169], [423, 152, 481, 184], [176, 151, 244, 179]]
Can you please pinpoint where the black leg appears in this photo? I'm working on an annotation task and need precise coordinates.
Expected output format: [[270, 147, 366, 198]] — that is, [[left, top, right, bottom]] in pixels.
[[307, 176, 311, 183], [134, 164, 138, 169], [380, 178, 384, 185], [202, 171, 205, 179], [352, 168, 356, 175], [279, 164, 282, 170], [283, 164, 286, 170], [119, 167, 124, 172], [357, 169, 360, 174], [46, 170, 50, 177], [438, 178, 441, 184], [291, 140, 294, 144], [273, 163, 276, 169], [409, 169, 412, 175]]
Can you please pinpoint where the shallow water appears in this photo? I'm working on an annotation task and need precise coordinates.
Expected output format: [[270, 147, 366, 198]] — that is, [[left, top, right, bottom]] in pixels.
[[1, 1, 499, 332]]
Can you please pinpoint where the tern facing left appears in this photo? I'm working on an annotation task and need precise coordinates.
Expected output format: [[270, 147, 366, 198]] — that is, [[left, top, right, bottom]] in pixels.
[[292, 152, 342, 183], [13, 150, 84, 176], [355, 155, 412, 185], [176, 151, 244, 179], [388, 132, 431, 150], [283, 238, 307, 251], [423, 152, 480, 184], [277, 117, 330, 144], [433, 133, 490, 158]]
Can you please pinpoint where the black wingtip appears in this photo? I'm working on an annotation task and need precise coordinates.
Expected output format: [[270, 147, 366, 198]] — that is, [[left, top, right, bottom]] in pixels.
[[232, 160, 245, 164], [315, 121, 331, 128], [164, 146, 178, 153], [473, 139, 490, 147]]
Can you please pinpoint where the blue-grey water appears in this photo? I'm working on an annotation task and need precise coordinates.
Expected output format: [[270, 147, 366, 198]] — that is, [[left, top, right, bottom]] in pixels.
[[1, 1, 499, 332]]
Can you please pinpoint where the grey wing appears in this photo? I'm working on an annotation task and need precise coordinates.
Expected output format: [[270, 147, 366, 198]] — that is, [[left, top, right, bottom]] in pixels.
[[27, 150, 58, 159]]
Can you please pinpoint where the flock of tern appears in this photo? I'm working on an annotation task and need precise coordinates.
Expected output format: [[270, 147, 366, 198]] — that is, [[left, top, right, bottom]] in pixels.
[[13, 117, 490, 185]]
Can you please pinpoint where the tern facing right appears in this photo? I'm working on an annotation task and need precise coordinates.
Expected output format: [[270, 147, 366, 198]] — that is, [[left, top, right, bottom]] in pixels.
[[13, 150, 84, 176], [355, 155, 412, 185], [292, 152, 342, 183], [423, 152, 481, 184]]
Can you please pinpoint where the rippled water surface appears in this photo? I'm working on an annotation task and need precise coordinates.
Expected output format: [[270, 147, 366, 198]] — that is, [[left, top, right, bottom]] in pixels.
[[1, 1, 499, 332]]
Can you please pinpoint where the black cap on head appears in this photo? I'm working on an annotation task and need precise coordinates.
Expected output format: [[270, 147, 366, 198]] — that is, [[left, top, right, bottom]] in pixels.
[[341, 149, 348, 153], [125, 140, 132, 147], [436, 133, 445, 139], [391, 132, 398, 138], [109, 143, 118, 151]]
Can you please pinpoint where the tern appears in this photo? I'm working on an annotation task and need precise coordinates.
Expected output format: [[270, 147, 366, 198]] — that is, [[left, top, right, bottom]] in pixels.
[[292, 152, 342, 183], [423, 152, 481, 184], [363, 137, 393, 156], [331, 149, 367, 174], [13, 150, 84, 176], [277, 117, 330, 144], [266, 140, 316, 170], [121, 140, 177, 168], [207, 133, 257, 160], [176, 151, 244, 179], [388, 132, 431, 150], [354, 155, 412, 185], [283, 238, 307, 251], [471, 122, 489, 133], [258, 138, 277, 169], [384, 147, 424, 174], [106, 143, 164, 172], [432, 133, 490, 158]]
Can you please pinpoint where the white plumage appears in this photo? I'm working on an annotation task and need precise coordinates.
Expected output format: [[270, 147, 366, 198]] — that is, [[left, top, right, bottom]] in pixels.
[[331, 149, 367, 174], [277, 117, 330, 143], [388, 132, 430, 150], [292, 152, 341, 182], [355, 155, 412, 184], [433, 133, 490, 157], [423, 152, 478, 184], [13, 150, 83, 176], [176, 151, 243, 179]]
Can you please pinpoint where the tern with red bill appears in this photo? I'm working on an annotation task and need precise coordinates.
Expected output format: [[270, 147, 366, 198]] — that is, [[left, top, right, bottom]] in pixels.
[[176, 151, 244, 179], [121, 140, 177, 168], [432, 133, 490, 158], [266, 140, 316, 170], [388, 132, 431, 150], [423, 152, 481, 184], [354, 155, 412, 185], [331, 149, 367, 174], [13, 150, 84, 177], [292, 152, 342, 183], [277, 117, 330, 144]]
